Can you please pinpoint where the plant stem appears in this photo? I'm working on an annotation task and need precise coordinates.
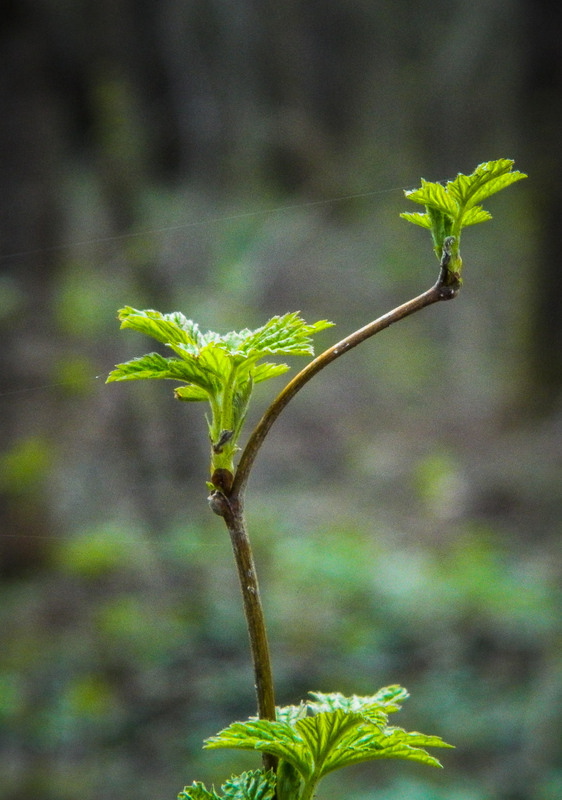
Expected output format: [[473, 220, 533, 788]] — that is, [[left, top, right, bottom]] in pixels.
[[208, 488, 278, 772], [232, 245, 460, 497]]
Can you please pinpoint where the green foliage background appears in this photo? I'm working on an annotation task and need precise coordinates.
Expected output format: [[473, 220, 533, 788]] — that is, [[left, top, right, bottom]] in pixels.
[[1, 2, 561, 800]]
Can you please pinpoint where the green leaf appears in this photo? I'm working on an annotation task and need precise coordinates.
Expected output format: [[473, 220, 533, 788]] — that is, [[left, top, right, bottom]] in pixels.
[[275, 703, 309, 725], [178, 781, 221, 800], [174, 385, 210, 402], [221, 771, 276, 800], [460, 206, 493, 227], [106, 351, 219, 396], [286, 709, 451, 778], [324, 725, 453, 773], [177, 772, 275, 800], [117, 306, 204, 348], [236, 312, 334, 358], [205, 719, 314, 781], [403, 179, 458, 217], [250, 362, 291, 384], [307, 686, 409, 717], [446, 158, 527, 209], [399, 211, 433, 229], [106, 353, 196, 383], [230, 374, 255, 441]]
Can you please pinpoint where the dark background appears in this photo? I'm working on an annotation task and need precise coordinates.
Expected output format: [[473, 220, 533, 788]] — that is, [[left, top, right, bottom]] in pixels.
[[1, 2, 561, 799]]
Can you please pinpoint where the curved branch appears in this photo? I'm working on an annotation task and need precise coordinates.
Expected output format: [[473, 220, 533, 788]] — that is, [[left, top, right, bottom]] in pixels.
[[232, 251, 460, 498]]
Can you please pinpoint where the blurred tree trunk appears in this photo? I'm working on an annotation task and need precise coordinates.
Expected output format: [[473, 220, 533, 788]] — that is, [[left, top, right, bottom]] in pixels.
[[519, 1, 562, 403], [0, 1, 64, 576]]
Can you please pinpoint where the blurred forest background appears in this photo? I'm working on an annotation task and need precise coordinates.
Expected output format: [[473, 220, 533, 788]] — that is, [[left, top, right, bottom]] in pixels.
[[1, 1, 561, 799]]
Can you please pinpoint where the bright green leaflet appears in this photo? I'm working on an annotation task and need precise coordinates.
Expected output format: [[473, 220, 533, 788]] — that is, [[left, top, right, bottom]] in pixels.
[[106, 307, 333, 479], [400, 158, 527, 278]]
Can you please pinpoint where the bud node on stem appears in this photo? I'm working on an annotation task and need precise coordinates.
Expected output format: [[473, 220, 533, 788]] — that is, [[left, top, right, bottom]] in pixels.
[[208, 490, 230, 517]]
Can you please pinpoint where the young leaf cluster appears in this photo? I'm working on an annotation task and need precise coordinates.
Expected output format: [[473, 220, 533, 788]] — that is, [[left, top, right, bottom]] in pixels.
[[177, 770, 275, 800], [400, 158, 526, 277], [106, 307, 333, 479], [184, 687, 453, 800]]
